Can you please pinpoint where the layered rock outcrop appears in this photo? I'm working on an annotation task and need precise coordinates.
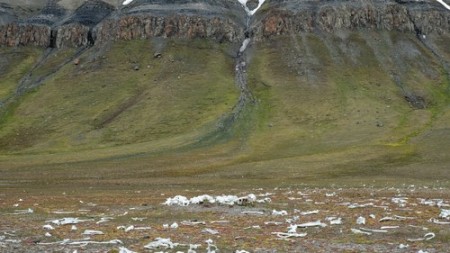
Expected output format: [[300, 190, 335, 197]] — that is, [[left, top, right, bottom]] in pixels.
[[95, 15, 242, 43], [256, 1, 450, 38], [0, 0, 449, 48], [94, 0, 244, 43], [0, 23, 51, 46]]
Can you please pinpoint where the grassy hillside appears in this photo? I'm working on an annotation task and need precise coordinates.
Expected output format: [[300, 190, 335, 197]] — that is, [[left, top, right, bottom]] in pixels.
[[0, 39, 238, 153], [0, 31, 449, 191]]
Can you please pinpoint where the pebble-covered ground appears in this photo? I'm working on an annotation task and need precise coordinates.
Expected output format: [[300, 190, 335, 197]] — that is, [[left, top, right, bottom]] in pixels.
[[1, 186, 449, 252]]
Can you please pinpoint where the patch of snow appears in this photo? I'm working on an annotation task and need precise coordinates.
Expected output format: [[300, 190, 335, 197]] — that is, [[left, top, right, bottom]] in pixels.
[[436, 0, 450, 11], [122, 0, 134, 6], [45, 232, 52, 237], [237, 0, 267, 16], [71, 225, 77, 231], [239, 38, 251, 53]]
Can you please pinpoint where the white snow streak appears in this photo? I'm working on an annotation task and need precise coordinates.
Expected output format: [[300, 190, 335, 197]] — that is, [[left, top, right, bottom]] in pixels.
[[239, 38, 251, 52], [436, 0, 450, 11], [237, 0, 267, 16], [122, 0, 134, 6]]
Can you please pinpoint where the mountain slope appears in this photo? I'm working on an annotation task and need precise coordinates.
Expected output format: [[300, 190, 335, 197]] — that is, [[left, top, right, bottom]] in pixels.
[[0, 0, 449, 187]]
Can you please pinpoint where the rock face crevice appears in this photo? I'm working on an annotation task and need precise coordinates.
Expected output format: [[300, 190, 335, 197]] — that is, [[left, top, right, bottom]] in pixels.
[[0, 0, 449, 48]]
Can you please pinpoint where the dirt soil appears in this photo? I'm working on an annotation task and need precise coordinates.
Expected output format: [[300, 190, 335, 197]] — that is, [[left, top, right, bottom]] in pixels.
[[1, 187, 449, 252]]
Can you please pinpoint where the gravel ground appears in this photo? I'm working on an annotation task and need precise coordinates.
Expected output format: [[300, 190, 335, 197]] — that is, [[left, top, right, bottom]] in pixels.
[[1, 187, 449, 252]]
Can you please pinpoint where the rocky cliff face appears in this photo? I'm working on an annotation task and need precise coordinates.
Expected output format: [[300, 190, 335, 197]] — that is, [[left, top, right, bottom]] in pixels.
[[256, 0, 450, 39], [0, 0, 449, 48], [94, 15, 242, 44], [0, 23, 51, 46]]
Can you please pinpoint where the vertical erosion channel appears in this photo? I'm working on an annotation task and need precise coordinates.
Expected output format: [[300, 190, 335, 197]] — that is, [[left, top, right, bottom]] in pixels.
[[227, 0, 266, 125]]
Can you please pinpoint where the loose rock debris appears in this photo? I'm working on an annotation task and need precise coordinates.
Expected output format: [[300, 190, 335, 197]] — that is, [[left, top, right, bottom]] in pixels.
[[1, 187, 449, 252]]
